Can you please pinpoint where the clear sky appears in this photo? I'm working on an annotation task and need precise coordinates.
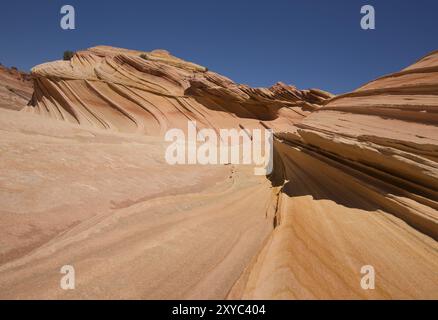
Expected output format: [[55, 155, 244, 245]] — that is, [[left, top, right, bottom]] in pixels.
[[1, 0, 437, 94]]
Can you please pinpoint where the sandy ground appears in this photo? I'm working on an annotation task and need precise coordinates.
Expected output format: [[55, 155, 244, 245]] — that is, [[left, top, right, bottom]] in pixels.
[[0, 109, 275, 299]]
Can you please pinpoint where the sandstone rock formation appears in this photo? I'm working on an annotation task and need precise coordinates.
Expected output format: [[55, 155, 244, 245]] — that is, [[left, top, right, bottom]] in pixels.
[[0, 46, 436, 299], [230, 50, 438, 299], [24, 46, 332, 134], [0, 64, 32, 110]]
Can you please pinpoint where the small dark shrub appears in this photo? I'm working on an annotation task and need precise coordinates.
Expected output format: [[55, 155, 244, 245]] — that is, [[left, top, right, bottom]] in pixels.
[[63, 51, 75, 61]]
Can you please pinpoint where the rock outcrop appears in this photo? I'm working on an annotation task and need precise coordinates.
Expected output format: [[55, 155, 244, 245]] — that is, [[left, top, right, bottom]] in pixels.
[[0, 64, 32, 110], [279, 50, 438, 239], [24, 46, 332, 134], [0, 46, 437, 300], [230, 50, 438, 299]]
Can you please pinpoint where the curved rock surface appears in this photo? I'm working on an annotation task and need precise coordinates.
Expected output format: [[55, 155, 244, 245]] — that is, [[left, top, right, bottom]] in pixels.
[[24, 46, 331, 134], [0, 46, 437, 299], [231, 50, 438, 299], [0, 64, 32, 110]]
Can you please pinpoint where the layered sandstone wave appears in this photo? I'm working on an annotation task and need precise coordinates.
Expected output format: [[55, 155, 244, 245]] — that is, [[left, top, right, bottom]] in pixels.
[[0, 64, 32, 111], [280, 50, 438, 239], [231, 50, 438, 299], [0, 46, 437, 299], [0, 46, 331, 299], [23, 46, 332, 134]]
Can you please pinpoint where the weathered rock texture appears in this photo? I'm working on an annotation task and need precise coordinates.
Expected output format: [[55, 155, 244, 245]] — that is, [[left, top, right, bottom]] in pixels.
[[0, 46, 437, 299], [0, 64, 32, 110], [24, 46, 332, 134], [230, 50, 438, 299]]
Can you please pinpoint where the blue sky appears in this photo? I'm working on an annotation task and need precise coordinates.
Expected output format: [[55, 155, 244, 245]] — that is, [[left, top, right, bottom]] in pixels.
[[1, 0, 437, 94]]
